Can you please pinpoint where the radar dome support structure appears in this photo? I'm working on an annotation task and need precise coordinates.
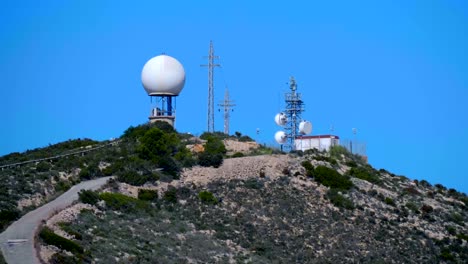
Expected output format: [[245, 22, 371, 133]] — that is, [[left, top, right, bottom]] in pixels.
[[141, 54, 186, 126]]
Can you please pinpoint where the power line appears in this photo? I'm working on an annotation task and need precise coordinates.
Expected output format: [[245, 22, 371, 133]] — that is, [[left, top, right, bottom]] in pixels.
[[201, 40, 220, 132]]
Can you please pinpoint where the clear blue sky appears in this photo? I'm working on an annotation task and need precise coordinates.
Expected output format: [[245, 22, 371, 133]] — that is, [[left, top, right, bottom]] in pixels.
[[1, 1, 467, 193]]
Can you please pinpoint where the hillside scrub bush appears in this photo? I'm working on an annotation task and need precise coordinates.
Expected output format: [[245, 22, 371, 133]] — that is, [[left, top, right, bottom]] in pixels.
[[36, 161, 51, 172], [0, 251, 5, 264], [384, 197, 396, 206], [232, 152, 244, 158], [245, 178, 263, 189], [117, 170, 159, 186], [137, 127, 179, 162], [345, 160, 357, 168], [39, 227, 84, 254], [138, 189, 158, 201], [329, 145, 350, 160], [405, 202, 420, 214], [347, 167, 381, 184], [99, 192, 148, 212], [58, 222, 83, 240], [301, 161, 315, 177], [326, 189, 354, 210], [198, 191, 218, 205], [198, 152, 223, 168], [78, 190, 100, 205], [314, 166, 353, 190], [163, 186, 178, 203], [0, 209, 20, 231]]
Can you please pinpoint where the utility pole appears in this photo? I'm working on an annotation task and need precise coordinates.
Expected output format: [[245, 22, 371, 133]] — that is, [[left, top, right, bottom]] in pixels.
[[201, 40, 220, 132], [218, 88, 235, 135]]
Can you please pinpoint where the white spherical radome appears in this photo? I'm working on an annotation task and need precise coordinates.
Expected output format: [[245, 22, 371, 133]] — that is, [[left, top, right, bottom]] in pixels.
[[141, 55, 186, 96], [299, 121, 312, 135]]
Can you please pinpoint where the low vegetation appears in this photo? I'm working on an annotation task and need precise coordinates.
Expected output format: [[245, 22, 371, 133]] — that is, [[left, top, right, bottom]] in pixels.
[[39, 227, 84, 254]]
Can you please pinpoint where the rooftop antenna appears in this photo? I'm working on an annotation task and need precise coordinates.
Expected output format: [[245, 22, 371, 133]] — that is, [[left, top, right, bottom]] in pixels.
[[218, 87, 236, 135], [201, 40, 220, 132]]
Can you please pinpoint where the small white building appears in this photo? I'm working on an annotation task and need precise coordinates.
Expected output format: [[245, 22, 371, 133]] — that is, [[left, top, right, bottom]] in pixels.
[[294, 135, 340, 152]]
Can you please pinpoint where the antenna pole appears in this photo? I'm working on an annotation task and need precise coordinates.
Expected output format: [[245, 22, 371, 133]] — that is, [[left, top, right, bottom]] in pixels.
[[283, 76, 304, 151], [218, 88, 236, 135], [201, 40, 220, 133]]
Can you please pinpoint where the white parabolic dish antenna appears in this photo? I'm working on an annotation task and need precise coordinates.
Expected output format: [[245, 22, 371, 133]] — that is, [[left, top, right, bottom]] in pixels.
[[275, 131, 287, 144], [299, 121, 313, 135], [274, 113, 287, 126], [141, 55, 186, 96]]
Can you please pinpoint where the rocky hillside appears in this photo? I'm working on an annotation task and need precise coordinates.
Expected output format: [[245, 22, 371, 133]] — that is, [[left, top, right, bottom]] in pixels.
[[1, 122, 467, 263]]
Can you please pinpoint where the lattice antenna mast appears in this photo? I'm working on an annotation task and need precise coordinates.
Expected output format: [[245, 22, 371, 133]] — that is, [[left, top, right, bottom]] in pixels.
[[218, 88, 236, 135], [201, 40, 220, 132], [284, 76, 305, 151]]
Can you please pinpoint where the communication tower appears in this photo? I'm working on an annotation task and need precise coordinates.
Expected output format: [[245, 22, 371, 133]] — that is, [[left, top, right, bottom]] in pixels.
[[274, 77, 311, 151], [141, 54, 186, 126], [201, 40, 220, 132], [218, 88, 235, 135]]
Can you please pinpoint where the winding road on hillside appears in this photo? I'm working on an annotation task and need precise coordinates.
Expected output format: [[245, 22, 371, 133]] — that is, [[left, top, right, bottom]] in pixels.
[[0, 176, 113, 264]]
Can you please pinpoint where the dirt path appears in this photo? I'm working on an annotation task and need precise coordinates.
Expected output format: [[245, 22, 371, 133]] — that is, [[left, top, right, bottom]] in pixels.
[[0, 176, 113, 264]]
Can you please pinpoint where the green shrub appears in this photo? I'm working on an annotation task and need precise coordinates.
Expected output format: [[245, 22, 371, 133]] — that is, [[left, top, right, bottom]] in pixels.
[[39, 227, 83, 254], [55, 180, 71, 192], [198, 191, 218, 205], [314, 166, 353, 190], [345, 160, 357, 168], [347, 167, 381, 184], [384, 197, 396, 206], [439, 248, 455, 261], [326, 189, 354, 210], [163, 186, 178, 203], [405, 202, 420, 214], [301, 161, 314, 177], [0, 209, 20, 231], [0, 251, 5, 264], [238, 135, 254, 142], [232, 152, 244, 158], [446, 226, 457, 235], [49, 253, 82, 264], [99, 192, 147, 212], [78, 190, 100, 205], [456, 233, 468, 241], [58, 222, 83, 240], [245, 178, 263, 189], [329, 145, 349, 160], [138, 189, 158, 201], [36, 161, 51, 172], [117, 170, 159, 186], [198, 152, 223, 168]]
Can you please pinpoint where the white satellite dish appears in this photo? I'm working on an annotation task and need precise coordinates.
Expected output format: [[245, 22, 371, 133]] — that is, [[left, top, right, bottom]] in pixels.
[[275, 131, 287, 144], [274, 113, 287, 126], [299, 121, 312, 135]]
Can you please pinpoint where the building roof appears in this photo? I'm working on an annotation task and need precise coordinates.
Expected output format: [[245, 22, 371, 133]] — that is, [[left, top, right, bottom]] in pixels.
[[295, 135, 340, 140]]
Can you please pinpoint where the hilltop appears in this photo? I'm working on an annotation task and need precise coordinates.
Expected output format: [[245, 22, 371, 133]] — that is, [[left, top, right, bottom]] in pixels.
[[1, 122, 467, 263]]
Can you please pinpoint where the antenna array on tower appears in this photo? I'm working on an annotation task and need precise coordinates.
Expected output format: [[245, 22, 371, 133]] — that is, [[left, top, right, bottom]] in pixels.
[[201, 40, 220, 132], [274, 77, 308, 151]]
